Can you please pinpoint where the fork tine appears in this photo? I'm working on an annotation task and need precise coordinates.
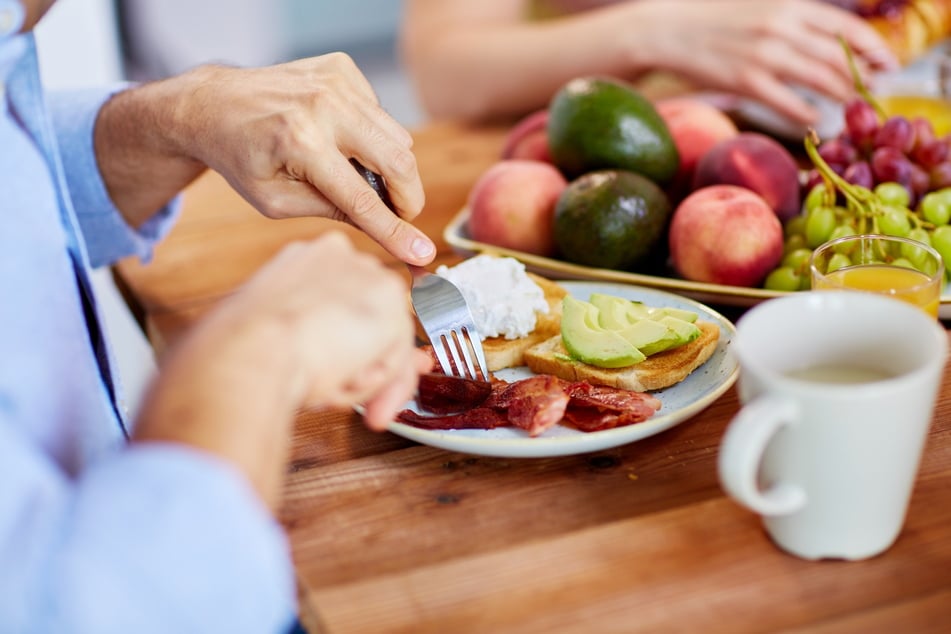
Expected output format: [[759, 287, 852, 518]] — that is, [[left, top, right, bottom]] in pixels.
[[462, 326, 489, 382], [446, 331, 474, 381], [431, 334, 455, 376]]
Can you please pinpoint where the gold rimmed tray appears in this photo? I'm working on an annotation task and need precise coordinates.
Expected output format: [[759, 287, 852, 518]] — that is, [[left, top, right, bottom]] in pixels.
[[443, 207, 951, 319]]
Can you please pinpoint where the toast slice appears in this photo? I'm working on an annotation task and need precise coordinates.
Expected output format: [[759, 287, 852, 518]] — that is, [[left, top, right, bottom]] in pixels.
[[523, 321, 720, 392], [482, 273, 568, 371]]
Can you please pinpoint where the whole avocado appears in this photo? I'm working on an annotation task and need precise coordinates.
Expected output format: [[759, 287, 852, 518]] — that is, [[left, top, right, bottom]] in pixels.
[[553, 169, 671, 270], [548, 76, 679, 184]]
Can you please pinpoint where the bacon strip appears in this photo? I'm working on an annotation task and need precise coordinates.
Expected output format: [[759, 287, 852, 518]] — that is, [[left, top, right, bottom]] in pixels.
[[416, 373, 493, 414], [498, 375, 570, 437], [397, 374, 661, 437], [396, 407, 508, 430]]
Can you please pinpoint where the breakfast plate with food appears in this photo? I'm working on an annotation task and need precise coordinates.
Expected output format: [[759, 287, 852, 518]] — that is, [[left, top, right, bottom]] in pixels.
[[383, 258, 738, 458]]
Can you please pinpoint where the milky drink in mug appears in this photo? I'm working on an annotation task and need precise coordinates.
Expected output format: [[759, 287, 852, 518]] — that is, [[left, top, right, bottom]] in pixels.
[[718, 291, 947, 560]]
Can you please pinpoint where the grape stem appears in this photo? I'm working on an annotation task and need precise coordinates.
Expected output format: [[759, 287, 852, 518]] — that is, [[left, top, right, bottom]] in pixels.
[[839, 35, 886, 120], [804, 129, 872, 213]]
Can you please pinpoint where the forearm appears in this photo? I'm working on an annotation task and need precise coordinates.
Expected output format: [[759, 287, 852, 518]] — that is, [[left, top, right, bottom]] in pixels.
[[93, 71, 207, 229], [403, 4, 662, 121], [133, 308, 301, 510]]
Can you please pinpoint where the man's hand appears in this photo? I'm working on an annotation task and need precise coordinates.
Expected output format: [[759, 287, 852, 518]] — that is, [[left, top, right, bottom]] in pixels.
[[134, 232, 432, 508], [95, 53, 435, 266]]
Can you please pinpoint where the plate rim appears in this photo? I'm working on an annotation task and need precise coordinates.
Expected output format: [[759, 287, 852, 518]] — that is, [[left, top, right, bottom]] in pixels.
[[443, 206, 951, 315], [382, 280, 739, 458]]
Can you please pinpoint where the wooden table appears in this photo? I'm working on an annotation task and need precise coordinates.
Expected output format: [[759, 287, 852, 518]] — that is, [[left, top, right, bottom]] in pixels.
[[115, 122, 951, 633]]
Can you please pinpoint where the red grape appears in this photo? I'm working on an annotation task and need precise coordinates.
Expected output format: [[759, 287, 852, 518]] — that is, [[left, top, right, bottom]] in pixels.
[[930, 162, 951, 190], [911, 139, 949, 169], [910, 116, 936, 150], [871, 146, 913, 183], [844, 98, 879, 150], [818, 138, 858, 167], [843, 161, 874, 189], [910, 163, 931, 201], [874, 116, 916, 154]]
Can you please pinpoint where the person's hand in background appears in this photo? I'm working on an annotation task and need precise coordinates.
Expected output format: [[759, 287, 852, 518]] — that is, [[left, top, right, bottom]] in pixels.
[[402, 0, 898, 124]]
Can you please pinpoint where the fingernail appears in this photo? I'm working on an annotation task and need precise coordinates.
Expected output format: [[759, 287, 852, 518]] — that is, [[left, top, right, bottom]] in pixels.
[[412, 236, 435, 259]]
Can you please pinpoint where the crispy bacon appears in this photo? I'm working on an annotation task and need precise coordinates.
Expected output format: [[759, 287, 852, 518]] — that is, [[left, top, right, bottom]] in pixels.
[[496, 375, 571, 437], [396, 407, 508, 430], [397, 373, 661, 437], [416, 373, 493, 414]]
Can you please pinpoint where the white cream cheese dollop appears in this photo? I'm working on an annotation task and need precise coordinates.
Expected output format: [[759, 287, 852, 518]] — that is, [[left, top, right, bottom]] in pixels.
[[435, 255, 548, 340]]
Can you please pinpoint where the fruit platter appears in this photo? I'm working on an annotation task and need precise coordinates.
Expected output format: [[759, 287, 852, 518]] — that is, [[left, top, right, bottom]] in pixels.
[[448, 60, 951, 319]]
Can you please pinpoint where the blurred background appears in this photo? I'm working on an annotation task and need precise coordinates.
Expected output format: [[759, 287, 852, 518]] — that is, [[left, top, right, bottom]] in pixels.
[[34, 0, 422, 413], [35, 0, 424, 125]]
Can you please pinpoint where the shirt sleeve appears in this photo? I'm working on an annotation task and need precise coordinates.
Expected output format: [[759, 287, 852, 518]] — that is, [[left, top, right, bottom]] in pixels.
[[0, 422, 297, 634], [47, 86, 181, 268]]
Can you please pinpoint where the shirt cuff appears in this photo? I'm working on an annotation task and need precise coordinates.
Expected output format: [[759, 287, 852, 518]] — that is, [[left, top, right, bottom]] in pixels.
[[48, 85, 180, 267]]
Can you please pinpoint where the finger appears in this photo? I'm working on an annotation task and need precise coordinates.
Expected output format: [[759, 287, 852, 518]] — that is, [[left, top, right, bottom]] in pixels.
[[349, 145, 426, 224], [743, 68, 820, 125], [239, 176, 341, 220], [335, 103, 424, 219], [307, 154, 436, 265], [362, 351, 433, 431], [801, 5, 900, 70]]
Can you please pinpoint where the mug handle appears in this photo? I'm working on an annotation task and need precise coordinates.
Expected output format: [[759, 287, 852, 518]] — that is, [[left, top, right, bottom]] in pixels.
[[718, 396, 807, 516]]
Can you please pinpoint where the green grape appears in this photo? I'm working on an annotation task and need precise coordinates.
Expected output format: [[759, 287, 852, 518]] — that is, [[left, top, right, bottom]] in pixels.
[[874, 182, 911, 208], [919, 191, 951, 226], [781, 247, 813, 273], [805, 206, 836, 248], [803, 183, 830, 214], [902, 228, 933, 270], [828, 224, 856, 246], [784, 214, 807, 238], [908, 227, 932, 246], [929, 225, 951, 272], [877, 206, 912, 237], [763, 266, 802, 292], [784, 233, 808, 254], [891, 257, 916, 269], [827, 253, 851, 273], [799, 271, 813, 290]]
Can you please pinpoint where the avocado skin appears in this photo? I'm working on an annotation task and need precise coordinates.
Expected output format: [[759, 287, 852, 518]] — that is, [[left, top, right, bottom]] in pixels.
[[553, 169, 672, 271], [548, 76, 679, 184]]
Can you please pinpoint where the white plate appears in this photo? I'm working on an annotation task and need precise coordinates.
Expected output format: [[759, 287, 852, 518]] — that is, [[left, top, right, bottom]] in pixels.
[[443, 207, 951, 320], [383, 281, 738, 458]]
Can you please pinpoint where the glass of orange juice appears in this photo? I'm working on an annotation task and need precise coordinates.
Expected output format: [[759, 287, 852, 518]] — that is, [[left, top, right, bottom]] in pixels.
[[810, 234, 945, 318]]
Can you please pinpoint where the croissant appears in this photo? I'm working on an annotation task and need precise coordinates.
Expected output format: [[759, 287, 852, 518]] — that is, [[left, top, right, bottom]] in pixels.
[[862, 0, 951, 64]]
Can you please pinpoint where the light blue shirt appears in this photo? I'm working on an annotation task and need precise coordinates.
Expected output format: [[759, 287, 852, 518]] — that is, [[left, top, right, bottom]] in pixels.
[[0, 4, 296, 632]]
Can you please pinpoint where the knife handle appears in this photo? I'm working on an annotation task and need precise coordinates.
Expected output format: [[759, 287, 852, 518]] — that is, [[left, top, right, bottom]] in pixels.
[[350, 159, 396, 214]]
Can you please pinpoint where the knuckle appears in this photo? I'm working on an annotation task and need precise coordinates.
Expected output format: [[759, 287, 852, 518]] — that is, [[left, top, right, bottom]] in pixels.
[[258, 192, 292, 219], [389, 147, 418, 180], [348, 186, 383, 219]]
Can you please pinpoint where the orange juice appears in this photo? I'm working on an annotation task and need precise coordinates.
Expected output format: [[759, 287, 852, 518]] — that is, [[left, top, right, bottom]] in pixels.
[[814, 265, 941, 318]]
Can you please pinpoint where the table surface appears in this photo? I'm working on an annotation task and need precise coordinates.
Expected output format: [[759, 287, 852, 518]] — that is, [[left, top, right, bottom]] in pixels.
[[115, 122, 951, 633]]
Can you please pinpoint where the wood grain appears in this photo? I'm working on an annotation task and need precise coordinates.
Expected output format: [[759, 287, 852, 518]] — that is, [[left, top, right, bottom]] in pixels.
[[113, 120, 951, 633]]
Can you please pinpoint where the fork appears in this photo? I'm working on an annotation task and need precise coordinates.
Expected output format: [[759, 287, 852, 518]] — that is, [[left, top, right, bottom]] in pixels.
[[352, 160, 490, 382]]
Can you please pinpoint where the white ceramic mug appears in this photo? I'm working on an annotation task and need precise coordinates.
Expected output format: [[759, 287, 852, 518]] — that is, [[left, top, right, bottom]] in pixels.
[[718, 291, 948, 560]]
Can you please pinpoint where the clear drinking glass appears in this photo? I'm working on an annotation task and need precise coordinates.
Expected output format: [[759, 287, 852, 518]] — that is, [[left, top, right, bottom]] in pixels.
[[809, 234, 945, 319]]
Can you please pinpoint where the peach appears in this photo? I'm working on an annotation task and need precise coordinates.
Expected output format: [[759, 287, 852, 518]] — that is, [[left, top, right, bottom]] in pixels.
[[655, 97, 738, 183], [501, 109, 553, 163], [669, 185, 783, 287], [692, 132, 801, 221], [466, 159, 568, 255]]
